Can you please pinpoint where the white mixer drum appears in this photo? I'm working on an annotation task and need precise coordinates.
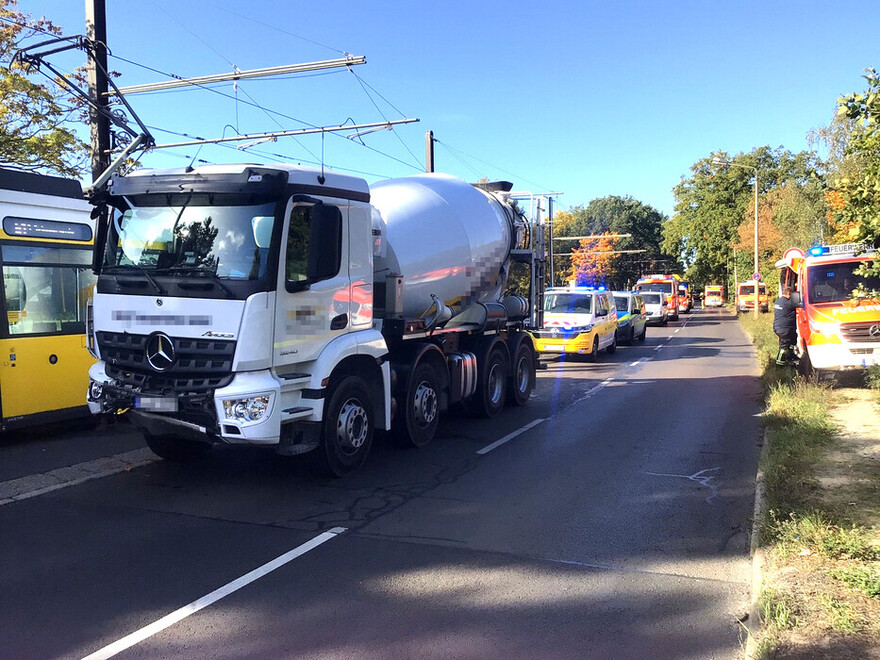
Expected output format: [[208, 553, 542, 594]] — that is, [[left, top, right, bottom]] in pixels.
[[370, 173, 514, 319]]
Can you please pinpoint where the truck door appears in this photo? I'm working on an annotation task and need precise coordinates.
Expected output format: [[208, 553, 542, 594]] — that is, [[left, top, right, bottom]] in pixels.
[[273, 202, 350, 366]]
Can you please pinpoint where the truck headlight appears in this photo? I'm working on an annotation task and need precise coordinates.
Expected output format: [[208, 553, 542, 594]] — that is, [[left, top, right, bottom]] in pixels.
[[223, 395, 271, 422], [808, 319, 837, 335]]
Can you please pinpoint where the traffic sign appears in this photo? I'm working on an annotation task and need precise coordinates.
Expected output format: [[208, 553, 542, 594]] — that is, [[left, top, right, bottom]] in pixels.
[[752, 272, 761, 281]]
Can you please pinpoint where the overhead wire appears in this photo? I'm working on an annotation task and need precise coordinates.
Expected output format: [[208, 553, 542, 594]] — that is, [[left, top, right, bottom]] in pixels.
[[435, 138, 557, 192]]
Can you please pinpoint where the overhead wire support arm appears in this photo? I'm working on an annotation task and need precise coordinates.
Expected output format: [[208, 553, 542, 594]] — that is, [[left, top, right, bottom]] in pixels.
[[152, 118, 419, 150], [112, 56, 367, 96], [13, 35, 155, 145]]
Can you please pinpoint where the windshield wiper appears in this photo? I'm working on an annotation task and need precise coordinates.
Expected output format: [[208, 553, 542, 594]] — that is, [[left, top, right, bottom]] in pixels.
[[103, 263, 165, 295], [165, 264, 234, 299]]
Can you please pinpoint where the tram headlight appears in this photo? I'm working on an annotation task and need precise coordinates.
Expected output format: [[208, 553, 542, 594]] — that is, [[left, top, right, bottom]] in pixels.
[[222, 395, 271, 422]]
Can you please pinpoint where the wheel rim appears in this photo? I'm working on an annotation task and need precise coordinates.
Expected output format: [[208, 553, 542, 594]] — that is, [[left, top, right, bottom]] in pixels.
[[515, 354, 530, 394], [336, 398, 369, 454], [487, 361, 505, 406], [413, 380, 438, 428]]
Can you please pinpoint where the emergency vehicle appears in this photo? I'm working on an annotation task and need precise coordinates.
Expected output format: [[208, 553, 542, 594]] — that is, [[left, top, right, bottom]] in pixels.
[[776, 244, 880, 372], [735, 280, 769, 313], [634, 274, 680, 321], [531, 286, 618, 359], [677, 280, 693, 313], [704, 285, 724, 308]]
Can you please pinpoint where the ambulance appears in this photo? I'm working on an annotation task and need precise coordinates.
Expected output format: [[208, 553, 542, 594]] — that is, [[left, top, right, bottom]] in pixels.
[[776, 244, 880, 372], [704, 285, 724, 308], [735, 280, 769, 313]]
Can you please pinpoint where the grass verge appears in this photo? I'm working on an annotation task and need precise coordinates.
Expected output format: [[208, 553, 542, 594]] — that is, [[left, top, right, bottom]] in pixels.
[[737, 311, 880, 658]]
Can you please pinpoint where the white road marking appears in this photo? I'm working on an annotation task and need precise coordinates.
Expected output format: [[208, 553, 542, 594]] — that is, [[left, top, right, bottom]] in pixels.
[[477, 418, 546, 455], [674, 328, 681, 333], [82, 527, 347, 660], [645, 468, 721, 503], [654, 346, 662, 351]]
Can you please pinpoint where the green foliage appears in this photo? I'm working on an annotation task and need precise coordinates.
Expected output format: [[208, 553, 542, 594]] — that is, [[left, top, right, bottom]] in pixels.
[[759, 588, 798, 629], [551, 195, 669, 288], [769, 511, 880, 561], [0, 0, 88, 176], [829, 566, 880, 599], [833, 67, 880, 282], [666, 147, 826, 291]]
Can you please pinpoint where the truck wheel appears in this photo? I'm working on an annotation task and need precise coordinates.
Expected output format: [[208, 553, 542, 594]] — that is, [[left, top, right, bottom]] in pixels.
[[143, 432, 210, 462], [313, 376, 373, 477], [587, 336, 600, 362], [508, 338, 535, 407], [466, 346, 508, 417], [797, 348, 814, 378], [394, 361, 440, 447]]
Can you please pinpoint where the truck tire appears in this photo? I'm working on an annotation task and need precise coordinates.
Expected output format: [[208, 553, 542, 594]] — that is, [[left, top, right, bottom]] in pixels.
[[312, 376, 373, 477], [394, 361, 440, 447], [143, 432, 210, 461], [466, 345, 508, 418], [507, 337, 535, 407]]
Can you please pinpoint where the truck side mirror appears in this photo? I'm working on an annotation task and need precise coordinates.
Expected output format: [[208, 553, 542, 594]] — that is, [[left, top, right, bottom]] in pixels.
[[306, 204, 342, 282]]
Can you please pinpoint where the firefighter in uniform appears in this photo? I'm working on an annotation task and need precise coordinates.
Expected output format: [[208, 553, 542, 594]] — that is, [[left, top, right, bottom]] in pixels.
[[773, 285, 798, 365]]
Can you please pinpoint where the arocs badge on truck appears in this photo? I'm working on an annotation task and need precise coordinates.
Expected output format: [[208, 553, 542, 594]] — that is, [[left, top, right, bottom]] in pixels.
[[146, 332, 175, 372]]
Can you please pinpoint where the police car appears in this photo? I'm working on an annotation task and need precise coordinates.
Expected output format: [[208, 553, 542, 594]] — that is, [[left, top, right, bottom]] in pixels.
[[532, 286, 618, 359]]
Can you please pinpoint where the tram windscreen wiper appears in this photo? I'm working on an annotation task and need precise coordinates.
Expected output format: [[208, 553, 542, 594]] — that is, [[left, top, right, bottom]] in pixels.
[[103, 263, 165, 295]]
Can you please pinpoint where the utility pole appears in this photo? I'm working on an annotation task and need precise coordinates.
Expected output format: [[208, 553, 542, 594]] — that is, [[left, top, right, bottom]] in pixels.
[[425, 131, 434, 173], [85, 0, 111, 183], [547, 197, 554, 286]]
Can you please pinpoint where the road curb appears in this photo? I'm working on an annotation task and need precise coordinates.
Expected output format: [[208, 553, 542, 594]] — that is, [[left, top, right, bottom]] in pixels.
[[0, 448, 158, 506], [745, 426, 770, 658]]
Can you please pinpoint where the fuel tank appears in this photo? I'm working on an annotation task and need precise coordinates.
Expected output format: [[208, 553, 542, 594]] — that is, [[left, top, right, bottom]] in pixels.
[[370, 173, 517, 319]]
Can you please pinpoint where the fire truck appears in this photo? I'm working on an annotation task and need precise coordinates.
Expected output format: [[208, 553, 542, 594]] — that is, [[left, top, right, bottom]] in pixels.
[[775, 244, 880, 373], [634, 274, 680, 321]]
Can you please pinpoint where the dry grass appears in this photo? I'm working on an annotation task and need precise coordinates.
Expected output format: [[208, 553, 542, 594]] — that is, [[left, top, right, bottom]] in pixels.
[[739, 314, 880, 658]]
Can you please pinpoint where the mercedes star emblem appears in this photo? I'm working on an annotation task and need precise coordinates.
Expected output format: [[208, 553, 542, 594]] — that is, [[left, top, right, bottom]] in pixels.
[[870, 324, 880, 339], [146, 332, 175, 372]]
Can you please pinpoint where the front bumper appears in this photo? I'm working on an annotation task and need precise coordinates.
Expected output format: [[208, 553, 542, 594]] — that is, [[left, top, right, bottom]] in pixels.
[[805, 342, 880, 370], [533, 331, 598, 354]]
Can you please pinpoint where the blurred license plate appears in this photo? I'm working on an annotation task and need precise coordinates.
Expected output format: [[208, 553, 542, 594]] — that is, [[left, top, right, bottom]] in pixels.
[[135, 396, 178, 412]]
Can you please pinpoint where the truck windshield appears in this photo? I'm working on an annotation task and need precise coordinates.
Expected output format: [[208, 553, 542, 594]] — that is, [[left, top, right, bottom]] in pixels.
[[544, 293, 592, 313], [807, 260, 880, 303], [637, 282, 673, 294], [105, 201, 276, 280]]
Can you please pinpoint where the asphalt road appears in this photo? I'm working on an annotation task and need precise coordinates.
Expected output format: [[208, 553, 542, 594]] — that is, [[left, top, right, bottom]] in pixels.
[[0, 306, 761, 659]]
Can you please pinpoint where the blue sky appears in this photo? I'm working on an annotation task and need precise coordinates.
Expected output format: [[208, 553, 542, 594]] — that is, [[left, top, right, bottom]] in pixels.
[[21, 0, 880, 216]]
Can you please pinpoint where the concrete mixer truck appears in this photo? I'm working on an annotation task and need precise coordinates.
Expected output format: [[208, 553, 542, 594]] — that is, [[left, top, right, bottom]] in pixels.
[[85, 164, 544, 475]]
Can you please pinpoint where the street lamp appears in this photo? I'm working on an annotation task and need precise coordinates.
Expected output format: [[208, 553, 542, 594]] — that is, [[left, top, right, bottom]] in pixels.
[[712, 157, 760, 316]]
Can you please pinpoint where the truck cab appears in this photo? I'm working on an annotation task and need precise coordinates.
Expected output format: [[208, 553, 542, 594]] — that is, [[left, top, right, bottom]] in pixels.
[[776, 244, 880, 372], [736, 280, 769, 313]]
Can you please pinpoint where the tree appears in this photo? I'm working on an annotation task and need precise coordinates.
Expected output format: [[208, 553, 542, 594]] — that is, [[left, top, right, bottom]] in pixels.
[[666, 146, 826, 290], [552, 196, 669, 289], [0, 0, 88, 176], [569, 232, 620, 287], [832, 68, 880, 268]]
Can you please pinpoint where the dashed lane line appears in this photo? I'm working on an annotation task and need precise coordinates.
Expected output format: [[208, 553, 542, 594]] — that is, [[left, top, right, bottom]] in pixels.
[[477, 418, 547, 455], [82, 527, 347, 659]]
